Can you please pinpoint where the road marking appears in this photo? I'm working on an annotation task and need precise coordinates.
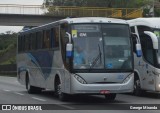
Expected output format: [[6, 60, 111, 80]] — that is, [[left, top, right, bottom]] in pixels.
[[14, 92, 24, 96], [3, 89, 11, 92], [32, 97, 46, 102], [57, 104, 75, 110]]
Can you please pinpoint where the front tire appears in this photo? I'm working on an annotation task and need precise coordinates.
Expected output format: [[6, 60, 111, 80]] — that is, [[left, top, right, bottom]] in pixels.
[[55, 78, 68, 101], [133, 78, 143, 96], [26, 74, 42, 94], [105, 94, 116, 101]]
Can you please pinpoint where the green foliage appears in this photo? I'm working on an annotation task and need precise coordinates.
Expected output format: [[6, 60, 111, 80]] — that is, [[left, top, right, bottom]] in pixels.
[[0, 33, 17, 50], [44, 0, 160, 17], [44, 0, 153, 8], [0, 56, 16, 65], [155, 9, 160, 16], [0, 32, 17, 65]]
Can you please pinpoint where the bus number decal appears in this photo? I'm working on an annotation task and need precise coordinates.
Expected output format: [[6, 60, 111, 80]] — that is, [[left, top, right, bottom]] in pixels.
[[79, 33, 87, 37]]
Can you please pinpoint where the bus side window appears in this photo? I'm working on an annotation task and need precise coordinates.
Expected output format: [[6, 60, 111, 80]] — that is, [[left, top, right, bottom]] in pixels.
[[32, 33, 37, 50], [130, 26, 135, 33], [25, 35, 29, 51], [51, 27, 59, 48], [140, 34, 155, 65], [132, 36, 137, 53], [60, 23, 70, 69], [137, 26, 151, 35], [18, 36, 22, 52], [43, 30, 51, 49], [54, 27, 59, 47], [37, 31, 43, 49], [60, 24, 67, 58], [22, 36, 25, 52], [28, 34, 31, 50]]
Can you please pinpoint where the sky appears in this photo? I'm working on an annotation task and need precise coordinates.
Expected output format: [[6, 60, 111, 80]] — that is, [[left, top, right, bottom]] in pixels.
[[0, 0, 44, 33]]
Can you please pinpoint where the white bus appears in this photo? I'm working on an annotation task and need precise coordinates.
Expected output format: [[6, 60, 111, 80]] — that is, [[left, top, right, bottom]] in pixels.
[[128, 18, 160, 96], [17, 17, 134, 101]]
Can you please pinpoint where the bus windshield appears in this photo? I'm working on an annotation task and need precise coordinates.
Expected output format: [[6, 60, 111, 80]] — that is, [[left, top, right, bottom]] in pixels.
[[71, 24, 132, 71]]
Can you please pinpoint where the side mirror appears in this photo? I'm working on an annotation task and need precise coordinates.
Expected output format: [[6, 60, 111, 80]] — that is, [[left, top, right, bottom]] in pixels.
[[144, 31, 158, 49], [66, 43, 73, 57], [65, 32, 73, 57], [131, 33, 142, 57], [136, 43, 142, 57]]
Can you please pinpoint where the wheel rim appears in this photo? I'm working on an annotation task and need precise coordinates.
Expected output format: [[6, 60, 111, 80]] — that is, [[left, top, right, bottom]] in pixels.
[[27, 80, 30, 91], [57, 84, 62, 96], [55, 80, 62, 97], [134, 79, 142, 96], [134, 79, 140, 90]]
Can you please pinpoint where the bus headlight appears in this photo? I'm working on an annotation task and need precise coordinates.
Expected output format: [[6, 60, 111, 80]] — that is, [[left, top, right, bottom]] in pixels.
[[74, 74, 87, 84], [159, 84, 160, 88], [123, 74, 133, 83]]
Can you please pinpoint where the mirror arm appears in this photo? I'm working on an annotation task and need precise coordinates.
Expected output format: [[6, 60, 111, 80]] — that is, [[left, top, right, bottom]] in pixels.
[[66, 32, 72, 44], [131, 33, 140, 44]]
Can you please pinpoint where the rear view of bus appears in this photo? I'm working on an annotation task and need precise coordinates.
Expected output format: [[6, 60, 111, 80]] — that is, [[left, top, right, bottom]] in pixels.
[[17, 17, 134, 101]]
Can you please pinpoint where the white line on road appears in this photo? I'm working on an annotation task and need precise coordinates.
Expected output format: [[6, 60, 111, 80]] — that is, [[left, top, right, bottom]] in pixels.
[[32, 97, 46, 102], [14, 92, 24, 96], [3, 89, 11, 92], [57, 104, 75, 110]]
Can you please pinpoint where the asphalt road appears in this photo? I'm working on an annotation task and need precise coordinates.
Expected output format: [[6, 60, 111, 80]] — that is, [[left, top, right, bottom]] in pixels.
[[0, 76, 160, 113]]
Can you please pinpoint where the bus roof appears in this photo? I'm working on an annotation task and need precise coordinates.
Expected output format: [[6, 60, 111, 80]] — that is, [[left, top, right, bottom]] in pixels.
[[19, 17, 128, 34], [60, 17, 128, 24], [127, 18, 160, 28]]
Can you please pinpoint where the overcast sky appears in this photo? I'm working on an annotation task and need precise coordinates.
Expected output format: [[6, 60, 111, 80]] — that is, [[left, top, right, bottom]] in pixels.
[[0, 0, 44, 33]]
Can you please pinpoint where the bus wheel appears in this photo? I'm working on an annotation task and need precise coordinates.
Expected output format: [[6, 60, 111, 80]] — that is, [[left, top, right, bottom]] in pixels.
[[105, 94, 116, 101], [134, 78, 143, 96], [55, 78, 68, 101], [26, 75, 41, 94]]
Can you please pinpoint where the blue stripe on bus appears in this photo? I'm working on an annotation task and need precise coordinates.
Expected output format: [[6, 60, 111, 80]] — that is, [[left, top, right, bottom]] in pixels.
[[27, 51, 53, 80], [18, 66, 27, 74]]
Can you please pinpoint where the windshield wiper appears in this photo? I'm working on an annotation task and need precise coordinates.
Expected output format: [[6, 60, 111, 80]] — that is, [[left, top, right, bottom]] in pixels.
[[90, 44, 102, 69]]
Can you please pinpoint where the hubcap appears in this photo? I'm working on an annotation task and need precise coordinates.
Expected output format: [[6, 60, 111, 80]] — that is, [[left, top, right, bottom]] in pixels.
[[57, 84, 62, 95], [135, 80, 140, 89], [27, 80, 30, 90]]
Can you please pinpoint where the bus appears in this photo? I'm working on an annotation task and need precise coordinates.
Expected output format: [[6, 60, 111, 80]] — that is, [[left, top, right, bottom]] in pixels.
[[17, 17, 134, 101], [127, 18, 160, 96]]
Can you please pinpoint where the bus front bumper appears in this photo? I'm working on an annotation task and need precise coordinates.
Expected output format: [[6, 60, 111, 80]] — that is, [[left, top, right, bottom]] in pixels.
[[70, 74, 134, 94]]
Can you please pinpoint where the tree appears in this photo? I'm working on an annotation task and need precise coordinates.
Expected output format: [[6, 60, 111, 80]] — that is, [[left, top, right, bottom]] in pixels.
[[43, 0, 154, 8], [43, 0, 160, 17]]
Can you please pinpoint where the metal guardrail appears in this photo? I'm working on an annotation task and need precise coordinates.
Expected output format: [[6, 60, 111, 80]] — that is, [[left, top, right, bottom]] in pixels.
[[123, 9, 143, 18], [46, 6, 143, 18], [0, 4, 44, 15], [0, 4, 143, 18]]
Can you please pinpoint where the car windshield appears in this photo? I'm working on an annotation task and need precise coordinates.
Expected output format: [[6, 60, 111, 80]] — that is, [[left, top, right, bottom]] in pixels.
[[71, 24, 133, 70]]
